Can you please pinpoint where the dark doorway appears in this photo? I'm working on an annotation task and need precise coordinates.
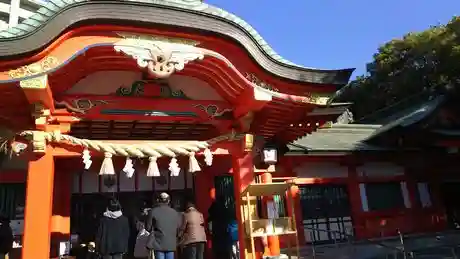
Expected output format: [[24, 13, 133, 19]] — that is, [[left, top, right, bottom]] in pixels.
[[440, 182, 460, 229], [214, 175, 235, 211], [299, 184, 352, 244]]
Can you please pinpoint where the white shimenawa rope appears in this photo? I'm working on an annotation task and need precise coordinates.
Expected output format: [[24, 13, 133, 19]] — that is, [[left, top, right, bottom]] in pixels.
[[18, 130, 242, 176], [19, 130, 240, 158]]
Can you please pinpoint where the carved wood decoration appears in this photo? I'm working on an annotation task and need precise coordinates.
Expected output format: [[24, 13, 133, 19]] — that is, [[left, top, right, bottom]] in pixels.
[[31, 103, 50, 130], [115, 79, 190, 99], [8, 56, 60, 80], [55, 99, 109, 114], [114, 34, 205, 78], [55, 95, 234, 124], [19, 75, 48, 89]]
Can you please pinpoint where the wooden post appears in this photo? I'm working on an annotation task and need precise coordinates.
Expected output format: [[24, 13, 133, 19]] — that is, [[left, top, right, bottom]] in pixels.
[[288, 186, 300, 259], [286, 185, 304, 244], [261, 172, 281, 256], [22, 151, 55, 259]]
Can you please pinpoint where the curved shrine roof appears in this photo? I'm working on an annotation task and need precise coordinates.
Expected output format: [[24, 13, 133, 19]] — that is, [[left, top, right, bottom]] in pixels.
[[0, 0, 354, 85]]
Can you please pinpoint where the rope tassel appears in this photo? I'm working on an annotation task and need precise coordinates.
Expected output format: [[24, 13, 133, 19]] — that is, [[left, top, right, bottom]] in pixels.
[[204, 148, 213, 166], [123, 157, 135, 178], [99, 152, 115, 175], [82, 149, 92, 170], [146, 157, 160, 177], [169, 157, 180, 176], [188, 152, 201, 173]]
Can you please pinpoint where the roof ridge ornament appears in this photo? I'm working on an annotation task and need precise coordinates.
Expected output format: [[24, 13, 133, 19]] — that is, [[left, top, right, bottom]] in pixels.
[[114, 34, 205, 78]]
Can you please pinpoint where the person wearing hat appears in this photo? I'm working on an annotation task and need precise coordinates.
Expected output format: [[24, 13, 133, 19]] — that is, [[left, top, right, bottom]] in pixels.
[[0, 215, 13, 259], [146, 192, 181, 259]]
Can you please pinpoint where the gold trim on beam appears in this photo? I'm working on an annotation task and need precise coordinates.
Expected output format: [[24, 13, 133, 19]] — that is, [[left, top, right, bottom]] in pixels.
[[20, 75, 48, 89], [8, 56, 60, 80], [245, 73, 332, 105], [116, 32, 200, 46]]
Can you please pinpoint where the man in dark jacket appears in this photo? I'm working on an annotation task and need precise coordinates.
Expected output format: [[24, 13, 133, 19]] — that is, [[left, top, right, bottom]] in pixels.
[[146, 192, 181, 259], [96, 198, 130, 259], [0, 215, 13, 259]]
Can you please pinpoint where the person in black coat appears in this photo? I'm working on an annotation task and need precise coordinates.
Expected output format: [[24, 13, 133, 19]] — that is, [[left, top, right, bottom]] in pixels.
[[208, 200, 232, 259], [0, 215, 13, 259], [96, 198, 130, 259], [146, 192, 181, 259]]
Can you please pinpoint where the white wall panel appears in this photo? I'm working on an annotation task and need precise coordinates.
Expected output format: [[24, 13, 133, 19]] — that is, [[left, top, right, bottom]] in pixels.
[[359, 183, 369, 212], [417, 182, 432, 208], [400, 181, 411, 208]]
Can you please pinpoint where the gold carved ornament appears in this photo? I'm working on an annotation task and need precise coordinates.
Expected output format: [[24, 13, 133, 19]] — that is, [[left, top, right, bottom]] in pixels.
[[8, 56, 59, 79], [245, 73, 332, 105]]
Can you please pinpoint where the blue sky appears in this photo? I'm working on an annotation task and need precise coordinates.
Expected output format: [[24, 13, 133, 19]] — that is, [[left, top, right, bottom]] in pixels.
[[206, 0, 460, 79]]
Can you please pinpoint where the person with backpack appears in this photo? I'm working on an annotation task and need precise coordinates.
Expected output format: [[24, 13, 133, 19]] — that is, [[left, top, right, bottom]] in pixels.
[[96, 198, 130, 259], [0, 215, 13, 259], [227, 218, 240, 259]]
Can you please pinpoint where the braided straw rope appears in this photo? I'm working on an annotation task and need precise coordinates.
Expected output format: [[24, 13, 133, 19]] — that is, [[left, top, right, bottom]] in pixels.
[[19, 130, 243, 158]]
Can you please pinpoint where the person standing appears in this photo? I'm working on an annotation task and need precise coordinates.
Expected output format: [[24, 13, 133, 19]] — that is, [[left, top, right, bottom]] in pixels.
[[146, 192, 181, 259], [96, 198, 130, 259], [0, 215, 13, 259], [208, 197, 232, 259], [179, 201, 207, 259]]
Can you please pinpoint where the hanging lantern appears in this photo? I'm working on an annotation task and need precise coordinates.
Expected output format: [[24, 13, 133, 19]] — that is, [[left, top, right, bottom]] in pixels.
[[262, 147, 278, 165]]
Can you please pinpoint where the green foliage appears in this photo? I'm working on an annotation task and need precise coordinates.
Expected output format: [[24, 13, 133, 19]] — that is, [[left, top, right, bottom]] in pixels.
[[337, 16, 460, 120]]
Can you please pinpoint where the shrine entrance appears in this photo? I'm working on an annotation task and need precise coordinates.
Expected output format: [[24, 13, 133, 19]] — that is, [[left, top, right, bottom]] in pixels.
[[68, 153, 197, 244], [440, 182, 460, 229], [299, 184, 352, 244]]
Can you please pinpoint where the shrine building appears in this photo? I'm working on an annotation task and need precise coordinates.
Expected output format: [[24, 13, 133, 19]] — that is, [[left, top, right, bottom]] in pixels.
[[0, 0, 353, 258], [2, 1, 459, 259]]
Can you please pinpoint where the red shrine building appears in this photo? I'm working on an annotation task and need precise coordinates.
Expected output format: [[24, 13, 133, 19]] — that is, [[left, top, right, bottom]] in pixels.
[[0, 1, 458, 259]]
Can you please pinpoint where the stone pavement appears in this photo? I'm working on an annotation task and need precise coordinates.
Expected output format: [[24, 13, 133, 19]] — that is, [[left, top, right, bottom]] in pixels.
[[281, 231, 460, 259]]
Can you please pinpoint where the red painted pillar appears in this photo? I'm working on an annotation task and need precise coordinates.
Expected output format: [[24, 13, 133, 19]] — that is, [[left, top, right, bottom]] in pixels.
[[347, 164, 365, 238], [232, 151, 254, 259], [50, 160, 72, 258], [22, 152, 55, 259], [194, 168, 215, 259], [286, 185, 304, 244], [261, 173, 281, 256]]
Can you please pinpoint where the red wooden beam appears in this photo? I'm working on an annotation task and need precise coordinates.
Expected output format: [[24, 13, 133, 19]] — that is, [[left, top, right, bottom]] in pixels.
[[234, 87, 271, 119], [57, 95, 234, 123]]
